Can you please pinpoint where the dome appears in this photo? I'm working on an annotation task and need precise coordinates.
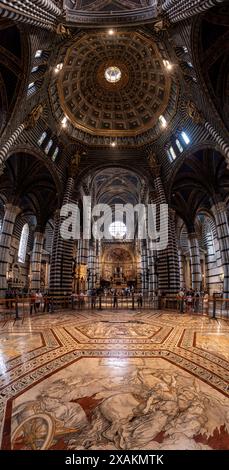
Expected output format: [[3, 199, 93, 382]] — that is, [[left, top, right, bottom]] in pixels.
[[50, 31, 177, 145]]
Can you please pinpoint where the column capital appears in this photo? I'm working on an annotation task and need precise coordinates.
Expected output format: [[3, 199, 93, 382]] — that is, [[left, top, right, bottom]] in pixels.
[[149, 190, 157, 202], [153, 166, 162, 178], [168, 207, 176, 220], [211, 201, 227, 215], [54, 208, 61, 217], [4, 203, 21, 216], [188, 231, 198, 241], [56, 23, 71, 37], [34, 230, 45, 238], [154, 17, 171, 32]]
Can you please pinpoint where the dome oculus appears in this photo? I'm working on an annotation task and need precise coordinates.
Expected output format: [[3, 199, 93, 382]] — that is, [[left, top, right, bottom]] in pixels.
[[105, 66, 121, 83]]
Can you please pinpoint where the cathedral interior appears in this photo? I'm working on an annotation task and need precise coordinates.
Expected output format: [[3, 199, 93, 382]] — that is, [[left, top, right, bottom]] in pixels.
[[0, 0, 229, 452]]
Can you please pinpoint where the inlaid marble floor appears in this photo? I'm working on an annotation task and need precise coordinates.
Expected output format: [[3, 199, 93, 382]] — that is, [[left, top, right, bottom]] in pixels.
[[0, 310, 229, 450]]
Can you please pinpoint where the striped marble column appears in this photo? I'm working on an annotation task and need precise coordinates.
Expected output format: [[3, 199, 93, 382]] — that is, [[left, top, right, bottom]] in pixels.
[[80, 239, 89, 290], [178, 249, 185, 288], [162, 0, 224, 23], [80, 240, 89, 266], [141, 242, 148, 295], [211, 202, 229, 298], [87, 246, 92, 290], [147, 240, 157, 296], [30, 231, 44, 291], [140, 245, 145, 294], [76, 239, 81, 267], [35, 0, 61, 15], [204, 121, 229, 164], [135, 240, 142, 291], [0, 0, 61, 30], [49, 176, 75, 296], [95, 240, 101, 287], [0, 203, 21, 295], [88, 240, 96, 290], [0, 124, 25, 175], [137, 257, 142, 292], [49, 209, 60, 293], [154, 173, 180, 293], [186, 101, 229, 165], [167, 208, 180, 293], [147, 196, 156, 296], [92, 241, 97, 289], [188, 232, 202, 290], [0, 105, 44, 175]]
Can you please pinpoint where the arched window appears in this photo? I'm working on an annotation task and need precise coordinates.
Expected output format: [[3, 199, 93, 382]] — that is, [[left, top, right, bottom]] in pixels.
[[52, 146, 59, 162], [38, 131, 47, 146], [176, 139, 183, 153], [35, 50, 42, 58], [109, 221, 127, 239], [181, 131, 190, 145], [159, 115, 167, 128], [168, 146, 177, 161], [18, 224, 29, 264], [45, 139, 53, 155]]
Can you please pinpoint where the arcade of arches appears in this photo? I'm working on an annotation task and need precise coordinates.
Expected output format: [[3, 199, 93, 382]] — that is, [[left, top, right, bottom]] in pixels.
[[0, 0, 229, 453]]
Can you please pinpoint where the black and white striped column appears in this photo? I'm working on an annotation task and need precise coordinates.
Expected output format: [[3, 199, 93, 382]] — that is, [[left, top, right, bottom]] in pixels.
[[49, 209, 60, 293], [0, 106, 45, 174], [167, 208, 180, 293], [95, 239, 101, 287], [0, 0, 61, 30], [135, 240, 142, 291], [91, 241, 97, 289], [80, 239, 89, 266], [0, 203, 21, 295], [186, 101, 229, 164], [162, 0, 224, 23], [204, 121, 229, 164], [154, 173, 180, 293], [188, 232, 202, 290], [147, 240, 157, 296], [178, 249, 185, 288], [76, 238, 81, 268], [49, 176, 75, 296], [147, 196, 157, 296], [0, 124, 25, 175], [80, 239, 89, 290], [211, 202, 229, 298], [88, 240, 96, 290], [30, 231, 44, 291], [141, 241, 148, 295]]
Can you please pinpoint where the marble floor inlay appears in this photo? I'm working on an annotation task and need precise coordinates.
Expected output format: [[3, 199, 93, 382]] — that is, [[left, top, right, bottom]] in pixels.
[[0, 310, 229, 450]]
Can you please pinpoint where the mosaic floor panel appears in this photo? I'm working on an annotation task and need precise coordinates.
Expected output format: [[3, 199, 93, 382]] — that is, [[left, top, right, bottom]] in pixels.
[[0, 310, 228, 450]]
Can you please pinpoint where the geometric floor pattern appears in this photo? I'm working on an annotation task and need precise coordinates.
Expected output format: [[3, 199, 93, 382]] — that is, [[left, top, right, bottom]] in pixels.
[[0, 310, 229, 450]]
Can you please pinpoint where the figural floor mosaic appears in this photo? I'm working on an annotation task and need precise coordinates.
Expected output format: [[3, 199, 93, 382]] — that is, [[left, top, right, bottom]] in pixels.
[[0, 310, 228, 450]]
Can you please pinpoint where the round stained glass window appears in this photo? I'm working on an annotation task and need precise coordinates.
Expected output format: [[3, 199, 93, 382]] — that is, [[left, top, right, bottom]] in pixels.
[[105, 66, 122, 83], [109, 221, 127, 239]]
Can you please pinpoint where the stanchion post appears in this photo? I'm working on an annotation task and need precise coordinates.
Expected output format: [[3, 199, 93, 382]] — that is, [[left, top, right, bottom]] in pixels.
[[15, 296, 19, 320], [212, 293, 216, 319]]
